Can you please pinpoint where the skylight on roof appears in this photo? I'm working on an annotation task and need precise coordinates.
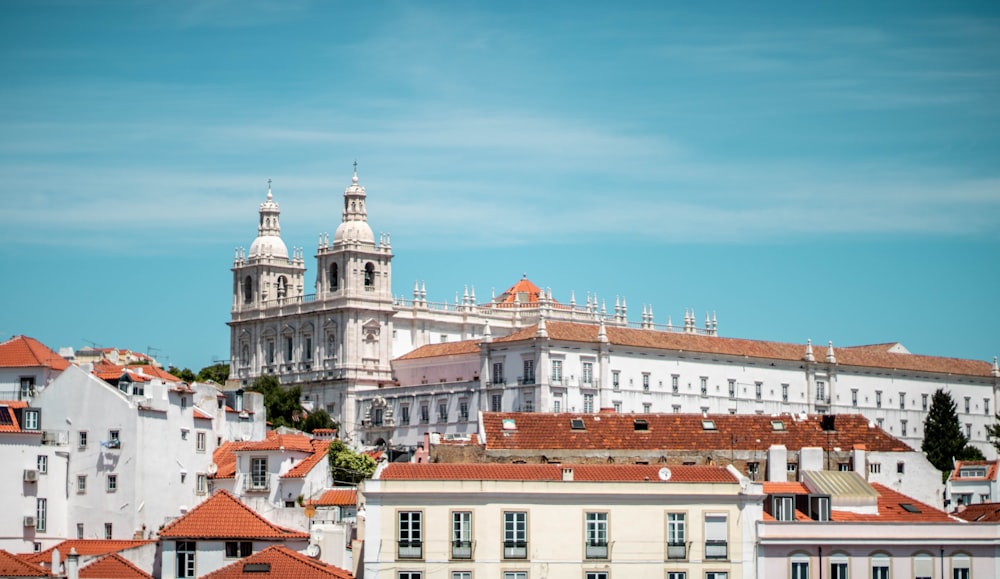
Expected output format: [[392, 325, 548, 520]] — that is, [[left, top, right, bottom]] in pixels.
[[570, 418, 586, 430], [243, 563, 271, 573], [771, 420, 785, 431], [633, 419, 649, 431], [702, 420, 717, 431], [502, 419, 517, 431], [900, 503, 921, 513]]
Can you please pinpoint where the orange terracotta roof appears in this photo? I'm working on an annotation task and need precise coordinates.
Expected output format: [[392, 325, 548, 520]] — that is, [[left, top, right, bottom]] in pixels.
[[950, 460, 999, 481], [494, 276, 545, 305], [200, 545, 353, 579], [158, 490, 309, 540], [380, 463, 737, 483], [837, 484, 954, 523], [130, 364, 181, 382], [79, 553, 153, 579], [25, 540, 154, 565], [0, 335, 70, 370], [954, 502, 1000, 523], [309, 488, 358, 507], [481, 412, 910, 452], [193, 406, 214, 420], [394, 339, 480, 361], [0, 550, 47, 577], [282, 440, 331, 479], [763, 482, 809, 494], [0, 400, 29, 433], [234, 432, 314, 453], [212, 442, 238, 479], [490, 322, 995, 378]]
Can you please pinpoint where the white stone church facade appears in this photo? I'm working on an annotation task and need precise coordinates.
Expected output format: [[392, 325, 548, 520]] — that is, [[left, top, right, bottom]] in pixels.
[[229, 169, 999, 453]]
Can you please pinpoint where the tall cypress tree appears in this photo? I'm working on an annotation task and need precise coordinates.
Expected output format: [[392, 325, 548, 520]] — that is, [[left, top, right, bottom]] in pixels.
[[922, 388, 981, 476]]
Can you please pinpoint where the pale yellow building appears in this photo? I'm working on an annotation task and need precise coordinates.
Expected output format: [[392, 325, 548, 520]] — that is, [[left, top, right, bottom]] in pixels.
[[359, 463, 762, 579]]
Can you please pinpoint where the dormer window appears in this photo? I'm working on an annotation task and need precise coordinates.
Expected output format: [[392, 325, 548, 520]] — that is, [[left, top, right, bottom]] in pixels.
[[771, 495, 795, 521], [960, 467, 987, 478], [809, 495, 831, 521]]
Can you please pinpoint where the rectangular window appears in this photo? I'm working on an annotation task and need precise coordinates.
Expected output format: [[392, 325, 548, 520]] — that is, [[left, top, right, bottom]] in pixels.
[[966, 423, 972, 438], [104, 523, 112, 540], [852, 389, 858, 407], [36, 498, 47, 532], [728, 379, 736, 399], [671, 375, 679, 394], [870, 462, 882, 474], [176, 541, 196, 578], [583, 394, 594, 413], [705, 572, 728, 579], [108, 430, 121, 449], [612, 370, 620, 390], [811, 495, 831, 521], [77, 523, 84, 539], [196, 432, 206, 452], [225, 541, 253, 558], [490, 395, 502, 413], [251, 457, 268, 489], [781, 383, 788, 402], [197, 474, 207, 495], [452, 573, 471, 579], [400, 405, 410, 425], [901, 420, 908, 437], [438, 401, 448, 422], [830, 562, 848, 579], [922, 393, 929, 410], [36, 455, 47, 474], [704, 514, 728, 560], [791, 562, 809, 579], [816, 381, 825, 402], [554, 399, 561, 413], [900, 392, 906, 409], [107, 474, 118, 492], [551, 360, 563, 382], [613, 401, 621, 413], [700, 376, 708, 396], [667, 574, 687, 579], [582, 362, 593, 384], [585, 573, 608, 579], [523, 359, 534, 384], [522, 394, 534, 413], [756, 382, 763, 401], [986, 398, 991, 415], [876, 390, 882, 408], [19, 376, 35, 399], [667, 513, 686, 559], [585, 512, 608, 559], [79, 431, 88, 448], [772, 495, 795, 521], [459, 400, 469, 421], [643, 403, 651, 413], [492, 362, 504, 384], [420, 404, 430, 424], [398, 511, 423, 559], [965, 396, 971, 414], [643, 373, 650, 392], [503, 511, 528, 559], [503, 573, 527, 579], [746, 462, 759, 481], [452, 511, 472, 559], [876, 417, 884, 429], [872, 560, 889, 579], [77, 475, 87, 494], [23, 409, 40, 430], [305, 336, 312, 361], [399, 573, 422, 579]]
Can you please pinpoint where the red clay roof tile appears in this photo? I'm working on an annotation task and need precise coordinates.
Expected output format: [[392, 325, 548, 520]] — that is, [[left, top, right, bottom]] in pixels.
[[395, 339, 480, 361], [25, 540, 154, 565], [954, 502, 1000, 522], [0, 550, 48, 577], [158, 490, 308, 540], [200, 545, 352, 579], [0, 335, 69, 370], [309, 489, 358, 507], [79, 553, 153, 579], [282, 440, 330, 479]]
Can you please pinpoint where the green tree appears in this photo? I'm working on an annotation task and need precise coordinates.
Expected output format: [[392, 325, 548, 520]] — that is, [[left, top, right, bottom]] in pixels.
[[328, 439, 376, 486], [170, 367, 197, 382], [197, 363, 230, 384], [986, 416, 1000, 454], [300, 408, 338, 434], [247, 375, 303, 429], [922, 389, 983, 479]]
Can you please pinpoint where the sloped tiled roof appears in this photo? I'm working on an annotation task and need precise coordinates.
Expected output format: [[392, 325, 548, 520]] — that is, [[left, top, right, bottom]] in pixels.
[[282, 440, 330, 479], [395, 339, 480, 361], [79, 553, 153, 579], [200, 545, 353, 579], [309, 488, 358, 507], [158, 490, 308, 540], [489, 321, 994, 378], [0, 550, 47, 577], [481, 412, 910, 452], [211, 442, 238, 479], [380, 463, 737, 483], [0, 400, 29, 433], [762, 481, 954, 523], [950, 460, 999, 481], [25, 540, 154, 565], [236, 431, 314, 453], [954, 502, 1000, 523], [0, 335, 70, 370], [193, 406, 214, 421], [494, 276, 545, 305]]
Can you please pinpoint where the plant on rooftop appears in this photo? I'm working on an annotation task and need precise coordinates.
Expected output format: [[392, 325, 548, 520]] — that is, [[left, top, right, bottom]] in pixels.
[[328, 439, 376, 486], [922, 388, 984, 481]]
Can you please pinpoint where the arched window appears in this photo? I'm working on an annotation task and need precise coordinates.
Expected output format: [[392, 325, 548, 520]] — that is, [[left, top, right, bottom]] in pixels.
[[242, 276, 253, 304], [364, 262, 375, 288], [277, 276, 287, 298], [952, 553, 971, 579], [329, 263, 339, 291]]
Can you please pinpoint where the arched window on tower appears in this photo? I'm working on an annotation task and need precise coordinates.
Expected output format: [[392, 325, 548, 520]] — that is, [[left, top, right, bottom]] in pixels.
[[277, 276, 287, 299], [364, 262, 375, 290], [243, 276, 253, 304], [329, 263, 339, 291]]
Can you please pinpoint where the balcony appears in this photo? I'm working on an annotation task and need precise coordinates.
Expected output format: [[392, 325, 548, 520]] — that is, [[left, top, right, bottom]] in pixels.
[[705, 540, 728, 560], [667, 542, 686, 560], [518, 377, 535, 385], [503, 541, 527, 559], [398, 540, 422, 559], [585, 541, 609, 559], [451, 540, 472, 559], [243, 476, 270, 493]]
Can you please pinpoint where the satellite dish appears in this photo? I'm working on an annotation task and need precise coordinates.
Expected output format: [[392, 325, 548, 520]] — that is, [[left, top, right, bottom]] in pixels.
[[208, 463, 218, 475], [305, 544, 321, 558], [658, 467, 672, 481]]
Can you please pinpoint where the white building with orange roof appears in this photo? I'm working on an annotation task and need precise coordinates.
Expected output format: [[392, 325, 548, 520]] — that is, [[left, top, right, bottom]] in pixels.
[[23, 538, 156, 577], [158, 489, 310, 579], [200, 545, 353, 579], [361, 462, 762, 579], [0, 335, 70, 400], [947, 460, 1000, 508]]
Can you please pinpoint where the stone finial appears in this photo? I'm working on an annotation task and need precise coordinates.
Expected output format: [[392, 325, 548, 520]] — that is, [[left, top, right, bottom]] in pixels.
[[598, 319, 608, 343], [826, 341, 837, 364], [992, 356, 999, 378], [804, 339, 815, 362], [537, 316, 548, 338], [570, 290, 576, 307], [483, 320, 493, 343]]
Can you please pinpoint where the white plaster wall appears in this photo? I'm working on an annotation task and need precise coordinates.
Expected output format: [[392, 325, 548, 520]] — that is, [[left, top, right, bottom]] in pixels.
[[0, 432, 69, 551]]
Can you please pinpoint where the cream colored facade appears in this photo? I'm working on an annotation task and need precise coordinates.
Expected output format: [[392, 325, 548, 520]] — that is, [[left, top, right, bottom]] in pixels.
[[360, 464, 762, 579]]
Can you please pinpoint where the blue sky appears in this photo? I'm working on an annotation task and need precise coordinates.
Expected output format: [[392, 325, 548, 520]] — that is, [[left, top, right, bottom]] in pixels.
[[1, 1, 998, 372]]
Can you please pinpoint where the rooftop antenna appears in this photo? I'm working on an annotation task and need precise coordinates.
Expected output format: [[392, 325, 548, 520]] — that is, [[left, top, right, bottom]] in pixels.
[[82, 338, 102, 349]]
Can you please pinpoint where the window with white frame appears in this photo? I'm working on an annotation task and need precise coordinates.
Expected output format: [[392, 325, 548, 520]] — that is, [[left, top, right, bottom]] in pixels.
[[459, 399, 470, 421], [612, 370, 620, 390], [196, 474, 207, 495], [772, 495, 795, 521], [36, 498, 46, 532], [781, 383, 788, 402], [37, 455, 47, 474], [551, 360, 562, 382], [667, 573, 686, 579], [643, 373, 650, 392], [728, 379, 736, 398], [830, 554, 849, 579], [613, 401, 621, 414], [503, 511, 527, 559], [704, 514, 728, 560], [105, 522, 113, 539], [490, 395, 502, 413], [400, 405, 410, 425], [922, 393, 928, 410], [438, 400, 448, 422], [816, 381, 825, 402], [585, 512, 608, 559], [420, 403, 430, 423], [952, 554, 971, 579], [107, 474, 118, 492], [582, 362, 593, 385], [398, 511, 422, 559], [585, 573, 608, 579], [398, 572, 422, 579], [852, 389, 858, 407], [502, 573, 526, 579], [196, 432, 206, 452], [913, 553, 933, 579], [176, 541, 196, 578], [791, 556, 809, 579], [899, 392, 906, 409], [523, 359, 535, 384], [452, 511, 472, 559], [756, 382, 763, 401], [76, 523, 84, 539], [451, 573, 471, 579], [872, 554, 890, 579], [965, 396, 971, 414], [79, 431, 88, 448], [23, 409, 40, 430], [250, 457, 268, 489], [492, 362, 504, 384], [705, 573, 728, 579], [667, 512, 686, 559], [522, 393, 534, 413], [876, 390, 882, 408], [700, 376, 708, 395], [77, 475, 86, 494], [225, 541, 252, 558], [583, 394, 594, 413], [671, 374, 679, 393]]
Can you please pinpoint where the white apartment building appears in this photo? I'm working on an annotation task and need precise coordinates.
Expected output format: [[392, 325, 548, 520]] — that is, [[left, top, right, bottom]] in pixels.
[[227, 168, 999, 454]]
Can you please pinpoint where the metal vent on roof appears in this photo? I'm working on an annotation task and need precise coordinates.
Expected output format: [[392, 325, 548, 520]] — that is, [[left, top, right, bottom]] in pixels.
[[701, 420, 717, 431], [243, 563, 271, 573], [570, 418, 586, 430], [633, 419, 649, 431], [900, 503, 921, 513]]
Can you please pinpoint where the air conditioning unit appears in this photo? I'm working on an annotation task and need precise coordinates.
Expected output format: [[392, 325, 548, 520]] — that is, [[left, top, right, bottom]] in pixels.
[[23, 516, 36, 527], [23, 469, 39, 482]]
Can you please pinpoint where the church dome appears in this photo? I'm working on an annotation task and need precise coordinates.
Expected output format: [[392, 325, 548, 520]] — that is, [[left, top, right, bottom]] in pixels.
[[248, 182, 289, 259], [333, 220, 375, 245], [248, 234, 289, 259]]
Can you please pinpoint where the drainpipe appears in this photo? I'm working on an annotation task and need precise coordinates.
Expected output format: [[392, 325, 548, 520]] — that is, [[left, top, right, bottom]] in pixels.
[[818, 545, 823, 579], [940, 546, 945, 579]]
